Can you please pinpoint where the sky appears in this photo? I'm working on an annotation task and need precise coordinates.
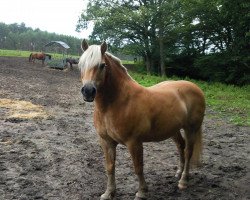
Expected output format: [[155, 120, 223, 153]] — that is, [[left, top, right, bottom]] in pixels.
[[0, 0, 92, 38]]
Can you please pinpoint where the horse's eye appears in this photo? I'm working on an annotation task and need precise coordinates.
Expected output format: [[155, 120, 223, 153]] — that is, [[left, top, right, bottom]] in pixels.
[[99, 63, 106, 69]]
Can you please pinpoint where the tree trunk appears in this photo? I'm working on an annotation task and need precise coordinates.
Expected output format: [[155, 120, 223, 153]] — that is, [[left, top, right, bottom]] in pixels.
[[159, 36, 166, 77], [145, 53, 151, 75]]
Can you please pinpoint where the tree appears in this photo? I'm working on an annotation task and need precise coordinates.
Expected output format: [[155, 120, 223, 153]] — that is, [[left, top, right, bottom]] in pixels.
[[182, 0, 250, 84], [77, 0, 249, 84], [0, 22, 82, 55], [77, 0, 183, 76]]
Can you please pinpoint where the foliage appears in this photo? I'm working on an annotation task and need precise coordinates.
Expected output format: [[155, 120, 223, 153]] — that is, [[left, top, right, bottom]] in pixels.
[[0, 22, 81, 55], [77, 0, 250, 85], [194, 53, 250, 85], [77, 0, 183, 76], [130, 71, 250, 126]]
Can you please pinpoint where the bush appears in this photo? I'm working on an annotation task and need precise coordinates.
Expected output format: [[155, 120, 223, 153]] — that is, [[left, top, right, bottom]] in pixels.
[[166, 54, 200, 79], [194, 53, 250, 85]]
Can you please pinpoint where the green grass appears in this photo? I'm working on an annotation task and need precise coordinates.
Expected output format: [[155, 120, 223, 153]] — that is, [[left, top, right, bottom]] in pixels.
[[121, 60, 135, 64], [0, 49, 78, 59], [130, 72, 249, 126], [0, 49, 31, 57], [197, 81, 249, 126]]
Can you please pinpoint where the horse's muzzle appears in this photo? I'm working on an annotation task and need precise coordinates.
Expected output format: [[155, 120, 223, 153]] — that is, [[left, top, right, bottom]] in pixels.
[[81, 84, 96, 102]]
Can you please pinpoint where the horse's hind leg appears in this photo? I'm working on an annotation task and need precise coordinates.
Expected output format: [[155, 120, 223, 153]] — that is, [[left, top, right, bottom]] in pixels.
[[100, 138, 117, 200], [178, 127, 202, 189], [172, 131, 185, 178]]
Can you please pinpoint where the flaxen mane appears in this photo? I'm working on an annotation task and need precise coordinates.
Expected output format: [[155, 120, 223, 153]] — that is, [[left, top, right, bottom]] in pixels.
[[78, 45, 102, 72]]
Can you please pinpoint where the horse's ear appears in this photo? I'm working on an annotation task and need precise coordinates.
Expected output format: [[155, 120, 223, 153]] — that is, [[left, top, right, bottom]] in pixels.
[[81, 39, 89, 51], [101, 41, 107, 55]]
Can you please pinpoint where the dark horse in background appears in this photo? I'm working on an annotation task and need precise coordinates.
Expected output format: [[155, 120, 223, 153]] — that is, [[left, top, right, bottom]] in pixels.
[[29, 52, 52, 65], [65, 57, 79, 69]]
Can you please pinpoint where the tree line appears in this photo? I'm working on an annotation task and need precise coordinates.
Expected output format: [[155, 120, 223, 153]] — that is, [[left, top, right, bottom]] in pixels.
[[0, 22, 82, 55], [77, 0, 249, 85]]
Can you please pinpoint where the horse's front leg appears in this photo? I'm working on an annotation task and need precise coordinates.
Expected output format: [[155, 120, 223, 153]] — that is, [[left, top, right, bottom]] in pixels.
[[127, 141, 148, 200], [100, 138, 117, 200]]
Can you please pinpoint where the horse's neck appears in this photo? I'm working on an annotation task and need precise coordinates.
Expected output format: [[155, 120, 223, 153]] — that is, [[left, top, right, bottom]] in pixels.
[[95, 64, 134, 111]]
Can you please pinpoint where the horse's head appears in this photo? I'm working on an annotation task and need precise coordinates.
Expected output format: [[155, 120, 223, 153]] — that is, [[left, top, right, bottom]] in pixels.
[[78, 39, 107, 102]]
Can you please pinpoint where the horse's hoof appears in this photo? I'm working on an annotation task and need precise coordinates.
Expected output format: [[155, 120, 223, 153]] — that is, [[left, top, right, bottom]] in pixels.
[[178, 181, 188, 190], [100, 195, 112, 200], [100, 191, 115, 200], [135, 191, 147, 200]]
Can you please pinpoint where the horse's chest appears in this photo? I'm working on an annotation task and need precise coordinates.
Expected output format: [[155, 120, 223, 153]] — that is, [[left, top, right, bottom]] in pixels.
[[95, 114, 128, 144]]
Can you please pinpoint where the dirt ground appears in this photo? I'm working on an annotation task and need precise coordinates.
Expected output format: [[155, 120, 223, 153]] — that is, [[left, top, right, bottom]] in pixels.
[[0, 57, 249, 200]]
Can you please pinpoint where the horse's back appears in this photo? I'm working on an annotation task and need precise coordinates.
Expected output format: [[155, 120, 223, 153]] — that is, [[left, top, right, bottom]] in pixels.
[[149, 80, 200, 91], [148, 80, 204, 103]]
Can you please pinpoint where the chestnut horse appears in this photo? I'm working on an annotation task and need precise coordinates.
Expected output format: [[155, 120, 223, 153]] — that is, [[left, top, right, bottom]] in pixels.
[[79, 40, 205, 199], [29, 52, 51, 65]]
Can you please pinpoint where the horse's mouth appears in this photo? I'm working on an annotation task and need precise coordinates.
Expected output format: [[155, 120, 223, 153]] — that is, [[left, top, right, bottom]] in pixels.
[[83, 97, 95, 102]]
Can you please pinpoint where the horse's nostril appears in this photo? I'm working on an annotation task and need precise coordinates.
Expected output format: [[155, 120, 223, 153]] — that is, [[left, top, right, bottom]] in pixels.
[[81, 85, 96, 98], [87, 87, 96, 96], [92, 87, 96, 96]]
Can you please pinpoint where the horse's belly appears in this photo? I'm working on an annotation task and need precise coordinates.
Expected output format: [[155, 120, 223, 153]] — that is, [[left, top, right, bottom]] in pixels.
[[141, 123, 181, 142], [139, 105, 186, 142]]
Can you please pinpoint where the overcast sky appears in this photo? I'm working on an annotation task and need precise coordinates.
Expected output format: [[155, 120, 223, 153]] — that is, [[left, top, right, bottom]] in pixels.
[[0, 0, 92, 38]]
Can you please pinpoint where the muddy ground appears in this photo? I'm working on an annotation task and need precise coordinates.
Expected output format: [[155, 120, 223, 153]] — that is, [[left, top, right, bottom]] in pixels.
[[0, 57, 249, 200]]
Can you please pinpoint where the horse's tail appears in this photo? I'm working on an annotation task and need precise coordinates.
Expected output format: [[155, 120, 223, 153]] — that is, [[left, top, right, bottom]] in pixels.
[[29, 53, 32, 62], [190, 126, 203, 167]]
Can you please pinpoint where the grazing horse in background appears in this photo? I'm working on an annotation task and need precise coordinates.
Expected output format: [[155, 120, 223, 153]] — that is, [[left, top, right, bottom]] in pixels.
[[78, 39, 206, 200], [65, 57, 79, 69], [29, 52, 52, 65]]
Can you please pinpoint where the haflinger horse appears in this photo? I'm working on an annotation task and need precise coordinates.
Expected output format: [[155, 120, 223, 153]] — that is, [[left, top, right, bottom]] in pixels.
[[29, 52, 51, 65], [78, 40, 205, 200]]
